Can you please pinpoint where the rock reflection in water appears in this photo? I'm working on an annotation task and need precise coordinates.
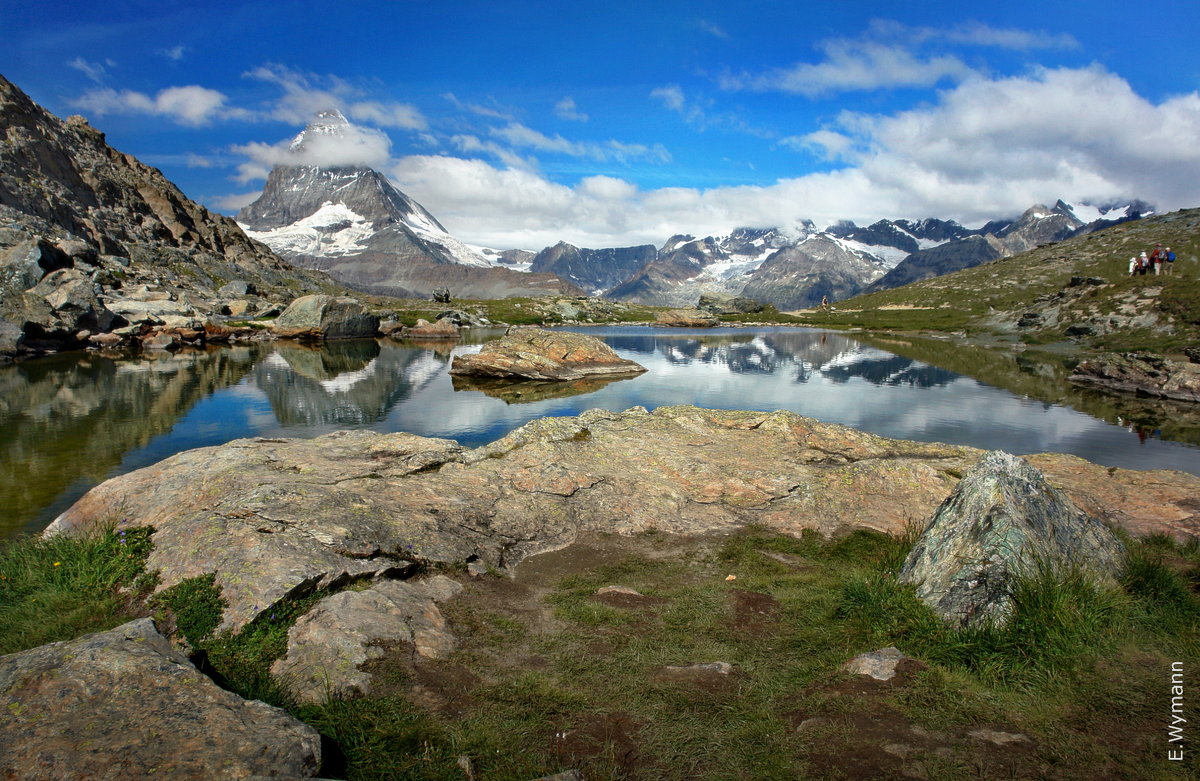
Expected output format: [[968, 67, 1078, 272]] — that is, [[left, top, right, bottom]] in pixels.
[[450, 373, 636, 404], [0, 346, 262, 536], [249, 340, 447, 426]]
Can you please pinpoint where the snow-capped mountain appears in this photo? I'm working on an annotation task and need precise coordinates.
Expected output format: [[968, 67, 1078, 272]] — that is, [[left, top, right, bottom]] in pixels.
[[237, 111, 580, 299]]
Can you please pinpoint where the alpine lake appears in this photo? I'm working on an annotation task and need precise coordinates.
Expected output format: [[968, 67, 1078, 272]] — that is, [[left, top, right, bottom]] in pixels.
[[3, 324, 1199, 539]]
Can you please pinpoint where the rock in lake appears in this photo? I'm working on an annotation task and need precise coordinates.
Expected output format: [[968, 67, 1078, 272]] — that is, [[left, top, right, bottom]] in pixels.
[[0, 618, 321, 780], [654, 309, 719, 327], [899, 451, 1127, 628], [402, 317, 460, 339], [449, 326, 646, 381], [272, 294, 379, 339], [1069, 352, 1200, 403]]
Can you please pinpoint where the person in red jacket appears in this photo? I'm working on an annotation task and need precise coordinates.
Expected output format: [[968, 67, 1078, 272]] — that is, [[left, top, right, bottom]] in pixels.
[[1150, 244, 1165, 275]]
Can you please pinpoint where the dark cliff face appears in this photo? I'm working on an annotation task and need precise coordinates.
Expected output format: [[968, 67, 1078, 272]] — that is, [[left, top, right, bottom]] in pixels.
[[865, 235, 1002, 294], [741, 236, 886, 310], [529, 242, 658, 293]]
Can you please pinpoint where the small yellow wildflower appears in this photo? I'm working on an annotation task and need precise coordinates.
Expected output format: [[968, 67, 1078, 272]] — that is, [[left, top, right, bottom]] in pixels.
[[53, 562, 61, 567]]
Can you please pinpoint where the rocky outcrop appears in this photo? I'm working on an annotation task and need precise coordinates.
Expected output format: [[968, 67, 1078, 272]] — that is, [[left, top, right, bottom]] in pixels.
[[899, 451, 1127, 628], [449, 326, 646, 381], [1069, 353, 1200, 403], [654, 309, 719, 328], [272, 575, 462, 704], [48, 407, 1199, 636], [697, 293, 764, 315], [402, 317, 460, 339], [0, 74, 337, 360], [272, 294, 380, 339], [0, 618, 321, 780]]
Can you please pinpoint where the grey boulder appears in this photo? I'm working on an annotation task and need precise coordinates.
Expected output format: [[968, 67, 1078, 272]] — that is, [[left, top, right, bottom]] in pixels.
[[898, 451, 1127, 628], [0, 618, 321, 780]]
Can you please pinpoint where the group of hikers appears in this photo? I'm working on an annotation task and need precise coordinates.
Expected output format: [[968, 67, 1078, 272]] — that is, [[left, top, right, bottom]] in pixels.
[[1129, 243, 1176, 276]]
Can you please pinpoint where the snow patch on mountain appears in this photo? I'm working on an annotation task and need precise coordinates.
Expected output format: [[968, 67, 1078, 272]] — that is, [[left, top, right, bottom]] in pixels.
[[243, 202, 375, 257]]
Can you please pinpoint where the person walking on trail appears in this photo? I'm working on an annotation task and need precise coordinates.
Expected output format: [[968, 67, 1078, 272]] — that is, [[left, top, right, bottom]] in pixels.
[[1138, 251, 1150, 275], [1165, 247, 1176, 275], [1129, 256, 1138, 276]]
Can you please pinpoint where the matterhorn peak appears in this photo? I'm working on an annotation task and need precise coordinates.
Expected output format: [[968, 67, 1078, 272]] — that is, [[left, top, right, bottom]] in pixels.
[[289, 109, 351, 152]]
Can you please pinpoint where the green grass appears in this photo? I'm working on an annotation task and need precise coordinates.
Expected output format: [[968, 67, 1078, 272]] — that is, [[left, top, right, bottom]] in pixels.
[[0, 526, 155, 655], [3, 525, 1198, 779]]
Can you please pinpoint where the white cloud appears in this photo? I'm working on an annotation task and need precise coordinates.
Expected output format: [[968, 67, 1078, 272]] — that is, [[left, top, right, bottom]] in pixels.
[[720, 20, 1079, 98], [68, 57, 111, 84], [212, 190, 263, 210], [695, 20, 729, 39], [554, 97, 588, 122], [71, 85, 243, 126], [232, 121, 393, 182], [721, 41, 973, 96], [382, 66, 1200, 248], [159, 45, 187, 62], [489, 122, 670, 164], [347, 100, 427, 130]]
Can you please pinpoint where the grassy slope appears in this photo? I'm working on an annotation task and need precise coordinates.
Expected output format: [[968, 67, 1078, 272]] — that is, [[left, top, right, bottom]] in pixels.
[[4, 526, 1199, 780], [788, 207, 1200, 355]]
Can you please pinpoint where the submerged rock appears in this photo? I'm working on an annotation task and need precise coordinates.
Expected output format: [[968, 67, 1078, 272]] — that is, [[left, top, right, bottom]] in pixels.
[[0, 618, 321, 780], [899, 451, 1127, 628], [449, 326, 645, 381]]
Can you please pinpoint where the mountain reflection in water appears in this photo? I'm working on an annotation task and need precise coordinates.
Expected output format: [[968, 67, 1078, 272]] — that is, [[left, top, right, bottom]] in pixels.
[[1, 325, 1197, 538]]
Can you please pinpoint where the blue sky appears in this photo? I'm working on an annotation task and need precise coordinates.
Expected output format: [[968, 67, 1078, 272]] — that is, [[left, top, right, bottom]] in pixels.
[[3, 0, 1199, 249]]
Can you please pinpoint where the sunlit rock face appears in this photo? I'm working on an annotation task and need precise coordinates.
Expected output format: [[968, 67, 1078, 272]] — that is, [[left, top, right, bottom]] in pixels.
[[49, 404, 1198, 639]]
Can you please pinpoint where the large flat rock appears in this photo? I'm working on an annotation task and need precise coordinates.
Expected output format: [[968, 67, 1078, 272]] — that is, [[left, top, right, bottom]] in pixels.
[[49, 406, 1200, 634], [449, 326, 646, 381], [0, 619, 320, 780]]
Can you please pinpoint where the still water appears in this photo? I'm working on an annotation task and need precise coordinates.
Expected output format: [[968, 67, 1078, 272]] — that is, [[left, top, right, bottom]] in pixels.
[[2, 326, 1197, 538]]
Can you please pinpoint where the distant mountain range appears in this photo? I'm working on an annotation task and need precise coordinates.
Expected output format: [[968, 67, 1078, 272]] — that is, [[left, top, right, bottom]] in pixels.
[[241, 113, 1152, 309]]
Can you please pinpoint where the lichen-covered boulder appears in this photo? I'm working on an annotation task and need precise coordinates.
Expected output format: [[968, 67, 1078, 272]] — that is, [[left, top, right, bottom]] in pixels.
[[273, 294, 379, 339], [449, 326, 645, 381], [272, 575, 463, 703], [898, 451, 1127, 628], [0, 619, 321, 780]]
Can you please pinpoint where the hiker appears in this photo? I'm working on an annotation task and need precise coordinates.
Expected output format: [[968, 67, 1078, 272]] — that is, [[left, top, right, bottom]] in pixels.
[[1150, 244, 1165, 275], [821, 295, 830, 312], [1138, 251, 1150, 275], [1128, 256, 1138, 276], [1165, 247, 1176, 275]]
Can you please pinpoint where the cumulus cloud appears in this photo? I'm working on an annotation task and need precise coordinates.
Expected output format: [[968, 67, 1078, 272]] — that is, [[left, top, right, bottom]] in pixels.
[[244, 64, 428, 131], [381, 65, 1200, 249], [720, 20, 1078, 97], [71, 85, 243, 126], [232, 121, 393, 182]]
